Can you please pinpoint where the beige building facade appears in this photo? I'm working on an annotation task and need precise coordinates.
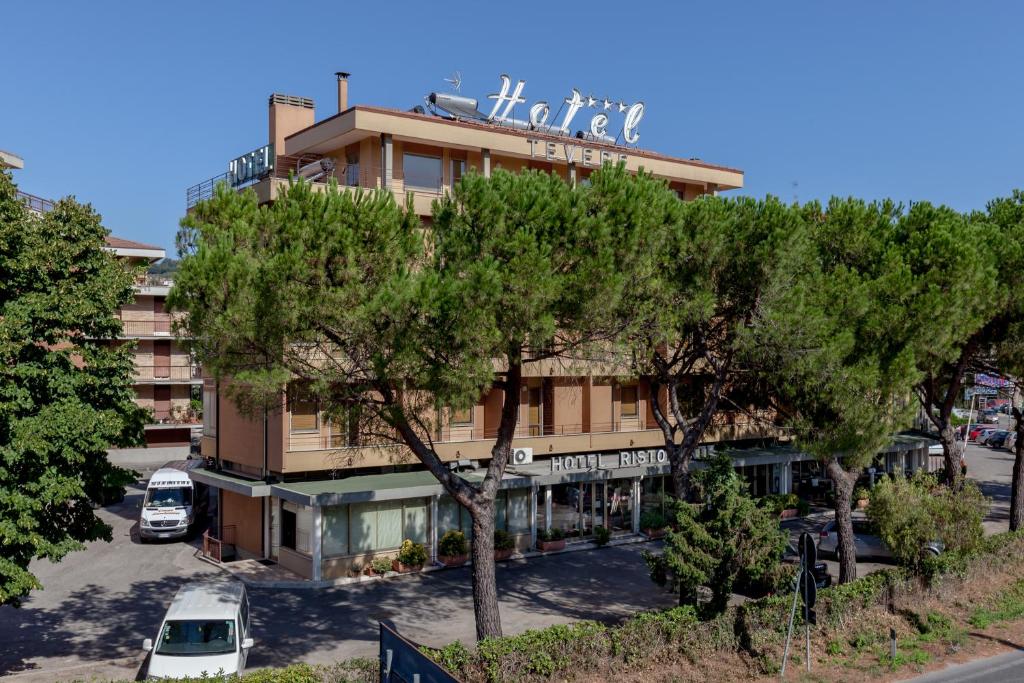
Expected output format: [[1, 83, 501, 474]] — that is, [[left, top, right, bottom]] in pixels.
[[186, 76, 931, 581]]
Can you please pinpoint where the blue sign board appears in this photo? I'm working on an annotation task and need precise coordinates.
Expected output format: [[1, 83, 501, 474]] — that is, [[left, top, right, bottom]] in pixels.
[[379, 623, 461, 683]]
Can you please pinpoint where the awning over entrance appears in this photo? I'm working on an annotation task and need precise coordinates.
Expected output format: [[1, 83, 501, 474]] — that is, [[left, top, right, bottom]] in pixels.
[[189, 468, 272, 498]]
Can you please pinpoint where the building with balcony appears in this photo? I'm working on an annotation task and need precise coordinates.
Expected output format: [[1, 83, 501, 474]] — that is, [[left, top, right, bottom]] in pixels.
[[187, 74, 932, 581], [104, 237, 201, 446]]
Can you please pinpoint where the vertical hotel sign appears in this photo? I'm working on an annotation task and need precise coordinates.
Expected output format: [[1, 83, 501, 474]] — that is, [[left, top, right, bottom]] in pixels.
[[228, 144, 274, 188]]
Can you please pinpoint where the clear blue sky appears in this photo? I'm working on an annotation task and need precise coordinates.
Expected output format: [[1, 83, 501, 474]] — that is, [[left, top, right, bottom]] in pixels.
[[4, 2, 1022, 253]]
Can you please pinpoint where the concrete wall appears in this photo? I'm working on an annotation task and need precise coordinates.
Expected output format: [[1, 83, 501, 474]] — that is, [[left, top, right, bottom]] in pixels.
[[221, 490, 263, 558]]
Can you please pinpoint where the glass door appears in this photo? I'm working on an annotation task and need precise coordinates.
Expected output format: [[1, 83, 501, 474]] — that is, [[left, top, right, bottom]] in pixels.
[[606, 478, 633, 533]]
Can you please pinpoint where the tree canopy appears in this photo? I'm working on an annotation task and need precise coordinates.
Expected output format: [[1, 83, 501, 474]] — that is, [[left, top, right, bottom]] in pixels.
[[0, 172, 145, 606]]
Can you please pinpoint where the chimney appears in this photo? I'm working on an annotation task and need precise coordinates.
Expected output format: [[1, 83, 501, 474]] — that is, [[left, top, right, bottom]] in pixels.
[[336, 72, 350, 113], [268, 93, 315, 154]]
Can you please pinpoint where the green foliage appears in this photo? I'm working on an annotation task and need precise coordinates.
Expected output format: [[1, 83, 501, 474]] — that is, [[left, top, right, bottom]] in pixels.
[[397, 539, 427, 567], [593, 525, 611, 546], [648, 454, 787, 616], [969, 579, 1024, 628], [493, 529, 515, 551], [639, 510, 668, 531], [538, 527, 564, 543], [758, 493, 810, 516], [867, 471, 987, 568], [0, 171, 146, 606], [369, 557, 392, 575], [438, 530, 468, 557], [123, 661, 379, 683]]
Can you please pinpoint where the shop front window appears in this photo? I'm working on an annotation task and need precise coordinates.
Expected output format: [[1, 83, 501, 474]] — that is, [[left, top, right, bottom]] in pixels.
[[606, 478, 633, 533], [641, 476, 667, 517], [326, 498, 428, 556]]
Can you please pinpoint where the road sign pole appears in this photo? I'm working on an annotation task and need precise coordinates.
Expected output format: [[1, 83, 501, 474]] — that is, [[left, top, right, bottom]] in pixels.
[[780, 566, 800, 677]]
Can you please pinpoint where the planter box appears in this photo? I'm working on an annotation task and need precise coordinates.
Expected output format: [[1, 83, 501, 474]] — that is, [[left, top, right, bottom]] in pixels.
[[494, 548, 514, 561], [643, 528, 667, 539], [537, 539, 566, 552], [779, 508, 799, 520], [439, 554, 468, 567], [392, 560, 423, 573]]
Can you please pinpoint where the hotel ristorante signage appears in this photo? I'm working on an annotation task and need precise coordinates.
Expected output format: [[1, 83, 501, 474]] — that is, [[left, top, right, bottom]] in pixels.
[[550, 449, 669, 473], [427, 73, 646, 153]]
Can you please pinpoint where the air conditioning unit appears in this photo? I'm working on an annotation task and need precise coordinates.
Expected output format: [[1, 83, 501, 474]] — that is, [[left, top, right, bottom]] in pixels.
[[511, 447, 533, 465]]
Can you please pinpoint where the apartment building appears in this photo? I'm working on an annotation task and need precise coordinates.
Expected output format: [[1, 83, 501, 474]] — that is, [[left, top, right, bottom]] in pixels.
[[186, 75, 932, 580], [5, 152, 199, 446]]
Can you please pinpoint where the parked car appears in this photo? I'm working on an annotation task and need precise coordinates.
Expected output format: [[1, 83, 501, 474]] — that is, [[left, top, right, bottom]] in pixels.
[[981, 410, 1000, 424], [1006, 432, 1017, 452], [143, 581, 253, 679], [818, 516, 942, 561], [988, 430, 1012, 448], [978, 429, 1003, 446], [968, 425, 991, 441]]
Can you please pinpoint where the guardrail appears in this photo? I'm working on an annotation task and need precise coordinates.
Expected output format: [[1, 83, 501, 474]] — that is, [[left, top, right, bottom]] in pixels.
[[202, 524, 237, 563], [17, 190, 55, 214], [119, 316, 178, 336], [133, 364, 202, 382]]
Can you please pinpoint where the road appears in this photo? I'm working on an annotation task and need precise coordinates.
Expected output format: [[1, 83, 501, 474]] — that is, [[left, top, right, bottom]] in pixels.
[[906, 650, 1024, 683]]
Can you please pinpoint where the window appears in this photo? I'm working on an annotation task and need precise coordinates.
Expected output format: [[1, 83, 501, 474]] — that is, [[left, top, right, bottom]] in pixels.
[[202, 385, 217, 437], [451, 406, 473, 426], [620, 384, 638, 418], [328, 407, 358, 447], [451, 158, 465, 186], [528, 387, 542, 437], [322, 505, 349, 557], [345, 152, 360, 187], [332, 498, 429, 556], [281, 501, 311, 554], [403, 153, 442, 191], [290, 398, 318, 432], [156, 620, 236, 656]]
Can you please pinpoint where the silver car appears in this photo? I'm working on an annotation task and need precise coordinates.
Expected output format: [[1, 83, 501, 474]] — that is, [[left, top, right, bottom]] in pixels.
[[818, 517, 942, 561]]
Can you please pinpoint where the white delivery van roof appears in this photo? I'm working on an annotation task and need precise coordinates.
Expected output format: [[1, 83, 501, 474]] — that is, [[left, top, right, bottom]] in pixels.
[[149, 467, 193, 489], [165, 582, 245, 622]]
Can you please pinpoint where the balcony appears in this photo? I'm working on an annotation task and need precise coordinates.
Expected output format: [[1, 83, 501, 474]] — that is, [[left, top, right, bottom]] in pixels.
[[132, 364, 202, 384], [118, 314, 186, 338], [17, 191, 55, 214]]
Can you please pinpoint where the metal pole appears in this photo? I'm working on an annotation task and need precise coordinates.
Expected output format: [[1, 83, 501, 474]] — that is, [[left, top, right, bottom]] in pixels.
[[780, 565, 800, 677], [805, 588, 811, 672]]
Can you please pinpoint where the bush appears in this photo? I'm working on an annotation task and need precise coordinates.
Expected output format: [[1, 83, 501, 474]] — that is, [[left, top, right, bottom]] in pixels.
[[370, 557, 392, 575], [494, 528, 515, 551], [639, 510, 668, 530], [593, 525, 611, 546], [397, 539, 428, 567], [759, 493, 810, 516], [438, 530, 468, 557], [867, 471, 987, 569], [538, 527, 565, 542]]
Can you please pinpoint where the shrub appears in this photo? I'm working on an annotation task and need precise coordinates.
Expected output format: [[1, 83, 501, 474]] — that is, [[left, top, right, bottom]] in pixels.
[[639, 510, 668, 530], [759, 493, 809, 516], [853, 485, 871, 502], [370, 557, 392, 575], [438, 530, 468, 557], [494, 528, 515, 551], [867, 471, 987, 569], [593, 525, 611, 546], [397, 539, 428, 567], [539, 527, 564, 542]]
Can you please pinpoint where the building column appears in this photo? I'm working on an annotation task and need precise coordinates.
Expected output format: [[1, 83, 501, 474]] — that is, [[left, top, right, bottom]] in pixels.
[[631, 479, 641, 534], [262, 497, 270, 560], [568, 162, 577, 186], [482, 149, 491, 178], [544, 485, 552, 532], [430, 495, 439, 564], [311, 505, 323, 582], [529, 485, 538, 549], [381, 134, 393, 189]]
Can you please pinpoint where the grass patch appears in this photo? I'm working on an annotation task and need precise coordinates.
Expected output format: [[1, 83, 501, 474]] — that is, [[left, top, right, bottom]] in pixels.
[[969, 579, 1024, 628]]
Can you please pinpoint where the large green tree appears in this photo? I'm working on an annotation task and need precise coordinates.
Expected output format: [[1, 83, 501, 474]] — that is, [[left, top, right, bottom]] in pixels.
[[628, 195, 812, 499], [644, 454, 787, 617], [170, 166, 654, 639], [0, 172, 144, 606]]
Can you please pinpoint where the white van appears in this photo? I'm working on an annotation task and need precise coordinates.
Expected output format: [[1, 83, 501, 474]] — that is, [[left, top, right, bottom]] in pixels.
[[140, 464, 205, 541], [143, 582, 253, 679]]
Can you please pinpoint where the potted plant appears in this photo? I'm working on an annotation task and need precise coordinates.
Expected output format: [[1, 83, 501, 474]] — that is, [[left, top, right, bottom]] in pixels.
[[593, 525, 611, 547], [392, 539, 427, 573], [493, 529, 515, 560], [438, 530, 469, 567], [640, 510, 669, 538], [365, 557, 392, 577], [853, 485, 871, 510], [537, 527, 566, 552]]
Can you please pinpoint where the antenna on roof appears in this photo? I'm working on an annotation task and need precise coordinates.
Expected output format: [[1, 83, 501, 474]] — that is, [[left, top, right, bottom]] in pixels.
[[444, 71, 462, 93]]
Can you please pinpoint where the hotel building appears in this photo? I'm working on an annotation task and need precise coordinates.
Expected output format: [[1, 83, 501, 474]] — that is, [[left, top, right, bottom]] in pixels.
[[185, 76, 932, 580]]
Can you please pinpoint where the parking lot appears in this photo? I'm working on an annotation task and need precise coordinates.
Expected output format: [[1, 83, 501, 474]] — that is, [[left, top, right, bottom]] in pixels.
[[1, 435, 1015, 682]]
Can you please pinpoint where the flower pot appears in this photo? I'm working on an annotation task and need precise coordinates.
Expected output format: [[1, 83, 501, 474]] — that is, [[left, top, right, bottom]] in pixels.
[[779, 508, 799, 520], [856, 499, 869, 510], [439, 554, 468, 567], [643, 528, 667, 539], [494, 548, 514, 561], [392, 560, 423, 573], [537, 539, 566, 552]]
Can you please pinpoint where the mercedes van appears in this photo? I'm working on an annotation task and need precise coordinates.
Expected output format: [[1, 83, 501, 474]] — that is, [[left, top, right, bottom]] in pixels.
[[143, 582, 253, 679], [139, 462, 206, 541]]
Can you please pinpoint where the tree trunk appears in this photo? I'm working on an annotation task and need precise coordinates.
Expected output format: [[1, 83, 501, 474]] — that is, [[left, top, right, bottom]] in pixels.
[[826, 458, 857, 584], [468, 500, 501, 640], [938, 421, 963, 489], [669, 444, 690, 501], [1011, 409, 1024, 531]]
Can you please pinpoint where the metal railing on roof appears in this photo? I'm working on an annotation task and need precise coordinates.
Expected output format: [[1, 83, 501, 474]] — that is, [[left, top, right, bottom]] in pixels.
[[185, 172, 229, 209], [17, 190, 55, 214]]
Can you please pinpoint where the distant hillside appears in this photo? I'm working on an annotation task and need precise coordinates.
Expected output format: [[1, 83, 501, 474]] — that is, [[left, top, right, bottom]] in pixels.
[[148, 257, 179, 275]]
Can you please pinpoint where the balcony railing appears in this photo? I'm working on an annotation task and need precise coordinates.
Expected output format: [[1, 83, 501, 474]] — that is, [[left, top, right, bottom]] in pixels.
[[186, 172, 229, 209], [17, 191, 55, 214], [119, 315, 181, 337], [132, 364, 202, 383]]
